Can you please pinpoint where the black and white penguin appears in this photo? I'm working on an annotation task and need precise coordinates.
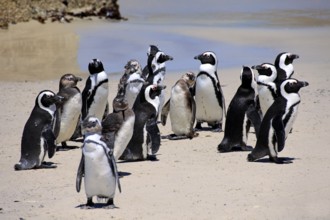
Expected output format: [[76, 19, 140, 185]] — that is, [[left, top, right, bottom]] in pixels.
[[81, 59, 109, 123], [218, 66, 261, 152], [161, 71, 198, 140], [14, 90, 63, 170], [119, 59, 145, 109], [193, 51, 226, 131], [142, 45, 173, 114], [247, 78, 309, 163], [53, 73, 82, 149], [120, 83, 166, 161], [102, 83, 135, 161], [274, 52, 299, 87], [253, 63, 278, 117], [76, 116, 121, 209]]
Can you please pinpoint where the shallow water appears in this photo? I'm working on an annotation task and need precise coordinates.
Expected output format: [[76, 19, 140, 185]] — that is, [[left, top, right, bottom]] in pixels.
[[75, 0, 330, 74]]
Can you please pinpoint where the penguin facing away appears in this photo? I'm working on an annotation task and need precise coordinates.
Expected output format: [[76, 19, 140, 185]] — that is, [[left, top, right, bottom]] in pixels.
[[247, 78, 309, 164], [119, 83, 166, 161], [253, 63, 278, 117], [102, 82, 135, 161], [119, 59, 145, 109], [161, 71, 198, 140], [53, 73, 83, 150], [218, 66, 261, 152], [76, 116, 121, 209], [193, 51, 226, 132], [15, 90, 63, 170], [81, 59, 109, 123]]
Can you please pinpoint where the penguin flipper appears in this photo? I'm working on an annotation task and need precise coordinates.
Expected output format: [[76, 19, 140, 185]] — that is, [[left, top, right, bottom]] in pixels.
[[190, 94, 196, 130], [246, 103, 262, 136], [106, 150, 121, 193], [146, 118, 161, 154], [76, 153, 85, 193], [42, 125, 57, 158], [53, 109, 61, 138], [161, 99, 170, 126], [272, 114, 286, 152]]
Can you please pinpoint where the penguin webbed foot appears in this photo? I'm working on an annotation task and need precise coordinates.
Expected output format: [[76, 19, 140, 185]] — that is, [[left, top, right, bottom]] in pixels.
[[39, 161, 57, 169], [269, 156, 293, 164], [80, 198, 95, 209], [147, 154, 158, 161], [56, 142, 80, 151], [103, 198, 118, 209], [240, 145, 253, 151]]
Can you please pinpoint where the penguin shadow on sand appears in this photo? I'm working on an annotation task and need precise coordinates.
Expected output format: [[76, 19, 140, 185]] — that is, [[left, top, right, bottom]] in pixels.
[[252, 157, 296, 164]]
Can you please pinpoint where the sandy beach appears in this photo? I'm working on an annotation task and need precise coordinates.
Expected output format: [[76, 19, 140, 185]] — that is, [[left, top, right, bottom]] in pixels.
[[1, 1, 330, 219]]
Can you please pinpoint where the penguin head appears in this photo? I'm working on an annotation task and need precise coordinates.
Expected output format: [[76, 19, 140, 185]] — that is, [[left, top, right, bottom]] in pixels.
[[81, 116, 102, 135], [59, 73, 82, 89], [194, 51, 217, 66], [88, 59, 105, 74], [182, 71, 196, 88], [36, 90, 64, 109], [280, 78, 309, 98], [147, 45, 160, 57], [274, 52, 299, 78], [252, 63, 277, 83], [124, 59, 142, 75], [146, 84, 166, 100]]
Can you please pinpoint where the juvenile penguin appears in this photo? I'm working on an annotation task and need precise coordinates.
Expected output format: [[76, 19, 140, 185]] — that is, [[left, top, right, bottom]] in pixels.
[[218, 66, 260, 152], [76, 116, 121, 209], [81, 59, 109, 122], [120, 83, 166, 161], [247, 78, 309, 163], [119, 59, 145, 109], [14, 90, 63, 170], [193, 51, 226, 131], [102, 83, 135, 161], [54, 73, 82, 149], [161, 72, 198, 140], [274, 52, 299, 88], [253, 63, 278, 117]]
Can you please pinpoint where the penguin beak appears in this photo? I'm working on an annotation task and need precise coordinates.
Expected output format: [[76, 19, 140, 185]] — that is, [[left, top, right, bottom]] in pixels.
[[165, 54, 173, 61], [55, 95, 64, 103], [299, 81, 309, 88], [194, 54, 202, 60], [251, 65, 260, 70], [75, 76, 83, 82], [290, 54, 299, 60]]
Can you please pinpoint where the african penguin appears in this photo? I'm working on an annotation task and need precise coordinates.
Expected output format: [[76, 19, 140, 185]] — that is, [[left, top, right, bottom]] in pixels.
[[119, 59, 145, 109], [81, 59, 109, 123], [14, 90, 63, 170], [76, 116, 121, 209], [253, 63, 278, 117], [274, 52, 299, 88], [193, 51, 226, 132], [161, 71, 198, 140], [218, 66, 260, 152], [120, 83, 166, 161], [102, 82, 135, 161], [247, 78, 309, 163], [53, 73, 82, 149]]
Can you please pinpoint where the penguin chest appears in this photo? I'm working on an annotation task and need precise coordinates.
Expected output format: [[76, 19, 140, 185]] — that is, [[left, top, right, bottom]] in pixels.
[[57, 93, 82, 143], [195, 75, 222, 121], [89, 83, 109, 120], [126, 83, 142, 108], [113, 115, 136, 160], [169, 87, 192, 135], [83, 143, 115, 198], [258, 85, 275, 116]]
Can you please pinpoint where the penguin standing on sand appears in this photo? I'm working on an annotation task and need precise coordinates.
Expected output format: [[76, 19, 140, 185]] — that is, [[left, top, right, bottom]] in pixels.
[[161, 72, 198, 140], [76, 116, 121, 209], [218, 66, 261, 152], [119, 59, 145, 109], [120, 83, 166, 161], [102, 82, 135, 161], [193, 51, 226, 131], [15, 90, 63, 170], [81, 59, 109, 123], [247, 78, 309, 163], [253, 63, 278, 117], [54, 73, 82, 149]]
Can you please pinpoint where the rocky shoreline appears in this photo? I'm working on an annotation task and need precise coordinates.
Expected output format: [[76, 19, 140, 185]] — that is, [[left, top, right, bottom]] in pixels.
[[0, 0, 126, 29]]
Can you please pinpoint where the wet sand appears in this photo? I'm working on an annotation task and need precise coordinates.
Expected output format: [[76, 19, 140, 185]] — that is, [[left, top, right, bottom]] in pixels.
[[1, 3, 330, 219]]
